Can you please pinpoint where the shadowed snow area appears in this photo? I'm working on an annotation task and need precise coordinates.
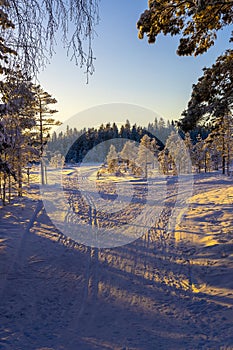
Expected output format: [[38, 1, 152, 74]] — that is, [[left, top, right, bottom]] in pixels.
[[0, 170, 233, 349]]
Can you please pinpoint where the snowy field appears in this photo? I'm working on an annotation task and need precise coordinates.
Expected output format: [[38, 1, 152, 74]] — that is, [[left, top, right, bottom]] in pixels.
[[0, 167, 233, 349]]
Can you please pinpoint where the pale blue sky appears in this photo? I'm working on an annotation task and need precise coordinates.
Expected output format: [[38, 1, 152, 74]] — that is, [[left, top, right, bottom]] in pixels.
[[39, 0, 230, 130]]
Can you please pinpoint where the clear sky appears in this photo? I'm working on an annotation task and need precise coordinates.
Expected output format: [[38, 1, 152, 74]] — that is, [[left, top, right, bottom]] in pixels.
[[39, 0, 229, 130]]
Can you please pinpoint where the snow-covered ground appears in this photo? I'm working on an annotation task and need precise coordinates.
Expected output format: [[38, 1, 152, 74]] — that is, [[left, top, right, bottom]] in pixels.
[[0, 169, 233, 349]]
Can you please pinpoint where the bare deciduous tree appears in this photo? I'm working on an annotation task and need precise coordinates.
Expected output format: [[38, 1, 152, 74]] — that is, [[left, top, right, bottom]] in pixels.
[[1, 0, 99, 79]]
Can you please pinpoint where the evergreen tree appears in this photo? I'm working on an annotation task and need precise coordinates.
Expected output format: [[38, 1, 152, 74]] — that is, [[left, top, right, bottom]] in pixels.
[[120, 140, 139, 173], [50, 152, 65, 168], [31, 85, 60, 184], [54, 121, 164, 164], [205, 115, 233, 174], [193, 134, 206, 173], [184, 132, 195, 172], [137, 134, 155, 177], [181, 50, 233, 131], [106, 144, 118, 173], [158, 148, 170, 175], [0, 70, 36, 196], [161, 131, 192, 174], [0, 119, 16, 204], [120, 141, 138, 164], [204, 133, 221, 171], [137, 1, 232, 57]]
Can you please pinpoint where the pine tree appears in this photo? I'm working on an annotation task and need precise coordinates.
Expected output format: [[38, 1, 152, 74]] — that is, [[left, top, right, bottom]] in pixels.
[[137, 134, 155, 177], [205, 115, 233, 174], [50, 152, 65, 168], [184, 132, 195, 173], [205, 133, 220, 171], [119, 140, 139, 174], [120, 141, 138, 165], [0, 70, 36, 196], [193, 134, 206, 173], [106, 144, 118, 173], [31, 85, 60, 184], [158, 148, 170, 175], [160, 131, 192, 175], [137, 1, 232, 57], [0, 119, 16, 204], [0, 2, 18, 203]]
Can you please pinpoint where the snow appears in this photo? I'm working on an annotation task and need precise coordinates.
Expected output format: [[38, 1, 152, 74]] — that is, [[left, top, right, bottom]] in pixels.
[[0, 169, 233, 349]]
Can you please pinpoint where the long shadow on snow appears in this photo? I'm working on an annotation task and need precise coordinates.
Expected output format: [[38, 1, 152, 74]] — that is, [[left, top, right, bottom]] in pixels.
[[0, 206, 233, 349]]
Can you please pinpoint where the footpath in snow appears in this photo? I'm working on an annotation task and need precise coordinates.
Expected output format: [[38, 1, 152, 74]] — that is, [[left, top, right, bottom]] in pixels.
[[0, 172, 233, 349]]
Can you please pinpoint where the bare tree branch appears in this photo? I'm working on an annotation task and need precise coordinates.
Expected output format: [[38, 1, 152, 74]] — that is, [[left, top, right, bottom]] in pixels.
[[0, 0, 99, 79]]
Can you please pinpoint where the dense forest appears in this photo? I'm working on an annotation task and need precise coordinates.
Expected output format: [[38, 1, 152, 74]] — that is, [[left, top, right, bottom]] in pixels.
[[46, 115, 232, 176], [46, 117, 210, 160], [46, 120, 166, 163]]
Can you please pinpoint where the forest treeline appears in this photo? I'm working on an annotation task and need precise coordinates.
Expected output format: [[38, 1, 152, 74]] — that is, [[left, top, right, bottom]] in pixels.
[[46, 115, 233, 177], [47, 119, 168, 163], [1, 103, 232, 206], [46, 117, 209, 162]]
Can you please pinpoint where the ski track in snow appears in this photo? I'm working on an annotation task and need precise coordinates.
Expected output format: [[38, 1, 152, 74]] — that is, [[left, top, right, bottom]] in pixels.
[[0, 170, 233, 349]]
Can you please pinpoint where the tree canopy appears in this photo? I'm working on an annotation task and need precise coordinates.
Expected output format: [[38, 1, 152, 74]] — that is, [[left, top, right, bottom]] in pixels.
[[0, 0, 99, 78], [180, 49, 233, 130], [137, 0, 233, 56], [137, 1, 233, 132]]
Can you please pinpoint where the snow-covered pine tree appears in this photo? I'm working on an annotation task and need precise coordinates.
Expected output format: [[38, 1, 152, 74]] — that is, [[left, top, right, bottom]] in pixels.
[[184, 132, 195, 173], [137, 134, 155, 177], [150, 138, 160, 169], [0, 119, 17, 204], [162, 131, 190, 175], [106, 144, 118, 173], [49, 152, 65, 168], [119, 140, 138, 172], [193, 134, 206, 173], [205, 133, 221, 171], [0, 70, 36, 196], [120, 120, 131, 139], [30, 85, 60, 184], [224, 115, 233, 176], [205, 115, 233, 175], [158, 148, 170, 175], [0, 1, 18, 204]]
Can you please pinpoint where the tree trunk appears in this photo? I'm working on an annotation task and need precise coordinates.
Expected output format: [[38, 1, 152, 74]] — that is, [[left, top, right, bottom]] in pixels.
[[204, 152, 207, 173], [8, 174, 11, 203], [17, 147, 23, 197], [227, 146, 230, 176], [40, 160, 45, 185], [2, 172, 6, 205], [222, 133, 225, 175], [0, 172, 2, 202]]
